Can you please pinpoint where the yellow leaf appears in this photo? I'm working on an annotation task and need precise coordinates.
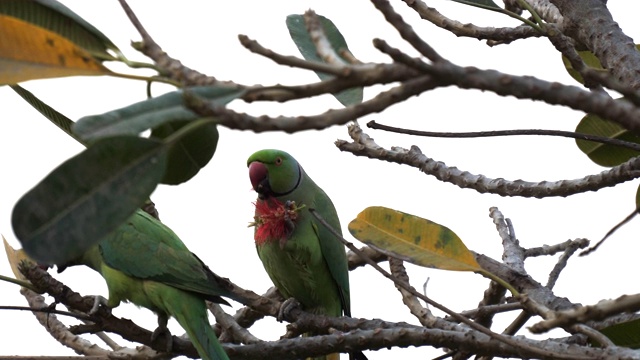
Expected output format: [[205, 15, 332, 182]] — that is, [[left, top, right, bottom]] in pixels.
[[0, 15, 111, 84], [3, 235, 35, 282], [348, 206, 481, 272]]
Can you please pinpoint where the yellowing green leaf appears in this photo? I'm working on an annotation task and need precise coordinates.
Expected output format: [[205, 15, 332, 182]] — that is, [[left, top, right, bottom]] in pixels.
[[0, 0, 121, 61], [348, 206, 481, 271], [0, 15, 110, 84]]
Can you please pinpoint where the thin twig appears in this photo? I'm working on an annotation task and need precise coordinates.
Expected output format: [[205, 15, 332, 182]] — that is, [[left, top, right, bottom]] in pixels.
[[546, 239, 589, 289], [371, 0, 444, 62], [239, 34, 351, 77], [580, 206, 640, 256], [525, 239, 591, 258], [367, 121, 640, 152], [401, 0, 541, 44], [455, 303, 523, 320], [0, 305, 92, 321], [571, 324, 614, 348]]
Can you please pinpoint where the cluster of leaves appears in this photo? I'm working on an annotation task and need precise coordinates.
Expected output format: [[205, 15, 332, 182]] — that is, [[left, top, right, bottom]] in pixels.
[[3, 1, 245, 264]]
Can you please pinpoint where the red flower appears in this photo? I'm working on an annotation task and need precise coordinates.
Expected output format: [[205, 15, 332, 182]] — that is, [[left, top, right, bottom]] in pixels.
[[251, 198, 302, 247]]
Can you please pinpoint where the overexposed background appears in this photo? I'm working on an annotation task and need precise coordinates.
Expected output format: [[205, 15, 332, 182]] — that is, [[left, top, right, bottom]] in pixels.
[[1, 1, 638, 358]]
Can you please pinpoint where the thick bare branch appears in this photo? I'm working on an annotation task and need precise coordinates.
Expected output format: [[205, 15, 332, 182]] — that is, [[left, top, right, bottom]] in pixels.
[[551, 0, 640, 90]]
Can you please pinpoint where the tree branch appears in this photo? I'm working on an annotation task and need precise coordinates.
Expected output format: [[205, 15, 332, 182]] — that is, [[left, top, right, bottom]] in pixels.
[[337, 123, 640, 198], [551, 0, 640, 90], [400, 0, 541, 44]]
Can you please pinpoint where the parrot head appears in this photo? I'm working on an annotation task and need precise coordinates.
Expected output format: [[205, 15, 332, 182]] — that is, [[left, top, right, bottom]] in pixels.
[[247, 149, 302, 199]]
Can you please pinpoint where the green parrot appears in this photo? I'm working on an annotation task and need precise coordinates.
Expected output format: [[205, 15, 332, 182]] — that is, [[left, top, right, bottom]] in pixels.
[[59, 209, 236, 360], [248, 149, 367, 360]]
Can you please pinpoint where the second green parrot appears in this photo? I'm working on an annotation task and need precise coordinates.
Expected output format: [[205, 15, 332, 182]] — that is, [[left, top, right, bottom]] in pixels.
[[59, 209, 237, 360], [248, 149, 367, 360]]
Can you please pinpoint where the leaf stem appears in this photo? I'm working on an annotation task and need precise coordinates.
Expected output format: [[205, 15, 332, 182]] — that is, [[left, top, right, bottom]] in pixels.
[[451, 0, 543, 32], [107, 71, 182, 88], [478, 270, 520, 296], [0, 274, 42, 293]]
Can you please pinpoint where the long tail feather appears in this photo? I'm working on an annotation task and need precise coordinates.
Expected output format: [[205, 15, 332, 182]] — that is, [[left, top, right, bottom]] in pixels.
[[169, 295, 229, 360]]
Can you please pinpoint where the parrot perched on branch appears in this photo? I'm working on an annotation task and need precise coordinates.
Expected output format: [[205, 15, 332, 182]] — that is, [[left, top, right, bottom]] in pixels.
[[59, 209, 236, 360], [248, 149, 367, 360]]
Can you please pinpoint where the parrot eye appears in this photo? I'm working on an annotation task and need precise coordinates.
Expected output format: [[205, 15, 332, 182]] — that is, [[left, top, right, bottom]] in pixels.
[[275, 157, 283, 166]]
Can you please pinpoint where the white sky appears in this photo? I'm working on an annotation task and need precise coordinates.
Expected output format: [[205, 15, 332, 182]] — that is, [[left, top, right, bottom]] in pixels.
[[1, 1, 638, 359]]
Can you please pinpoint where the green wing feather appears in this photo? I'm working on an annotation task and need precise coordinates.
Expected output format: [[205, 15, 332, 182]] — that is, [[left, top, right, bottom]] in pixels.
[[99, 210, 236, 304], [310, 190, 351, 316]]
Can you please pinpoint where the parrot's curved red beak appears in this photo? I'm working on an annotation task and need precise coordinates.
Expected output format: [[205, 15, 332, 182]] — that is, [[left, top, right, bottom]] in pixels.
[[249, 162, 269, 195]]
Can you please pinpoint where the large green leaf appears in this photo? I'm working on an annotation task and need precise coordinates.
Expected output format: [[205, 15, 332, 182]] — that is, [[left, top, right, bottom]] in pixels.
[[73, 85, 243, 142], [348, 206, 481, 271], [286, 13, 363, 107], [150, 120, 219, 185], [575, 112, 640, 167], [0, 0, 119, 60], [12, 136, 167, 264]]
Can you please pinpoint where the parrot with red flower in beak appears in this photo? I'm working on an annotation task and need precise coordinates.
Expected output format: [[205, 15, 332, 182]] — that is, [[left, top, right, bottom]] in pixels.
[[248, 149, 367, 360]]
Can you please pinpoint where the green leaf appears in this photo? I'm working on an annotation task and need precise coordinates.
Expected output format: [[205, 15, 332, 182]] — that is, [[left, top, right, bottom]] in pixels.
[[10, 84, 83, 145], [286, 13, 363, 107], [561, 51, 606, 85], [575, 112, 640, 167], [0, 0, 119, 60], [562, 45, 640, 84], [73, 85, 243, 142], [150, 120, 218, 185], [598, 318, 640, 348], [12, 136, 167, 264], [348, 206, 481, 271]]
